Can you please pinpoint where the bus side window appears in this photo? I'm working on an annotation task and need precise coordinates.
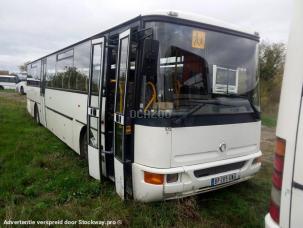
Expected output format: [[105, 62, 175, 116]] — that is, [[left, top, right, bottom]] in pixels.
[[46, 55, 56, 88], [126, 35, 138, 112], [73, 41, 91, 92]]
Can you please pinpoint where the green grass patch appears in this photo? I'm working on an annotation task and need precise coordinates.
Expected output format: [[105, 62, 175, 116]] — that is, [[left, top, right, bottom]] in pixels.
[[0, 91, 272, 227], [261, 114, 277, 128], [0, 89, 15, 93]]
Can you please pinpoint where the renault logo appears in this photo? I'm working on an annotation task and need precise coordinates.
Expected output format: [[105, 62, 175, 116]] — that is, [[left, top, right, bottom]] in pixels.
[[219, 143, 227, 153]]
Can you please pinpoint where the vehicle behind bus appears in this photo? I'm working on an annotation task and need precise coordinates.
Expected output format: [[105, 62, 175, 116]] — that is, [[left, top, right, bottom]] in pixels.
[[265, 0, 303, 227], [0, 75, 17, 90], [16, 72, 28, 94], [26, 11, 262, 202]]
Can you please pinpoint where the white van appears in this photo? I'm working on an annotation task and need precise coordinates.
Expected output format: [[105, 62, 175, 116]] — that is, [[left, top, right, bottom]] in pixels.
[[265, 0, 303, 227], [0, 75, 17, 90]]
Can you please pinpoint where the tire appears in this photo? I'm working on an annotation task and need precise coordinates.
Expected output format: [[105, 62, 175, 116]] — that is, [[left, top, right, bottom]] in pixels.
[[34, 105, 40, 125], [0, 86, 3, 90], [80, 130, 88, 160]]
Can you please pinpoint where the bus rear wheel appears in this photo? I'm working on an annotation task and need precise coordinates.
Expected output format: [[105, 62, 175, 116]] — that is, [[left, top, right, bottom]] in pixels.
[[20, 86, 24, 94], [80, 130, 88, 160]]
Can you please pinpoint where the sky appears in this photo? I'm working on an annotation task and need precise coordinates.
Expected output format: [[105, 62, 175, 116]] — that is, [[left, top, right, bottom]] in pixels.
[[0, 0, 293, 72]]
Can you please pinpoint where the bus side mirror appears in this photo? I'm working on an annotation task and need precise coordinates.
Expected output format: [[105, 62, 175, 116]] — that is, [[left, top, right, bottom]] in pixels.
[[141, 39, 159, 82]]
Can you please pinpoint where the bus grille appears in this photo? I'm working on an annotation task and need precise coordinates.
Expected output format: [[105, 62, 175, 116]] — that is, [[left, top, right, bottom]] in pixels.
[[193, 161, 246, 178]]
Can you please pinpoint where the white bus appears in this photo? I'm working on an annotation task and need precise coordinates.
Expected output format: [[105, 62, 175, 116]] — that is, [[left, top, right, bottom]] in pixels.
[[26, 11, 262, 202], [0, 75, 17, 90], [265, 0, 303, 227]]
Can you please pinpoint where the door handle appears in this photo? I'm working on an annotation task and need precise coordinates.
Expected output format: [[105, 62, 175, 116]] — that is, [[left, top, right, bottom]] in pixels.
[[92, 109, 97, 116], [89, 107, 100, 117], [114, 113, 124, 124]]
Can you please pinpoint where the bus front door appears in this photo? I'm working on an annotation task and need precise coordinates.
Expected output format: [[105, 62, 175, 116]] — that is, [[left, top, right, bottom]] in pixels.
[[113, 29, 133, 199], [87, 37, 105, 180]]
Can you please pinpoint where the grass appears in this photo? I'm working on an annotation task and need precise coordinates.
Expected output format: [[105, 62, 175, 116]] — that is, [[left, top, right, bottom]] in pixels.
[[261, 114, 277, 128], [0, 89, 15, 93], [0, 91, 273, 227]]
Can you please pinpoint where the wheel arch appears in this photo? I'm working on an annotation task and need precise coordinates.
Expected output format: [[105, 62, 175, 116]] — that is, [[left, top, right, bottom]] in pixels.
[[79, 125, 87, 156], [33, 102, 40, 124], [34, 102, 38, 111]]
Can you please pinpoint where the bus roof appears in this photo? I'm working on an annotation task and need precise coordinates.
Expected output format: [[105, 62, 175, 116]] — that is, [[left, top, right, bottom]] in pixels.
[[142, 10, 258, 37]]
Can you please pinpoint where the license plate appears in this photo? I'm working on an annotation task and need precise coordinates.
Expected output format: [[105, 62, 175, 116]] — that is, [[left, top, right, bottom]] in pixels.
[[211, 173, 238, 186]]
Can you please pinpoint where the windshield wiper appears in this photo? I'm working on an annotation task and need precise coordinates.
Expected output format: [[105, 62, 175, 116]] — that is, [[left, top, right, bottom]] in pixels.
[[217, 94, 260, 114], [173, 100, 235, 124]]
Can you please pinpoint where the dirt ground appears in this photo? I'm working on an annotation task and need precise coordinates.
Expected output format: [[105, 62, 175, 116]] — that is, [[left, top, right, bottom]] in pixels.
[[261, 126, 276, 164]]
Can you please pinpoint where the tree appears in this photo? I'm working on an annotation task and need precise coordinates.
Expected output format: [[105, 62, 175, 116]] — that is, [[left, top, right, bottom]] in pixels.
[[259, 41, 286, 114], [18, 61, 30, 72], [259, 42, 286, 81]]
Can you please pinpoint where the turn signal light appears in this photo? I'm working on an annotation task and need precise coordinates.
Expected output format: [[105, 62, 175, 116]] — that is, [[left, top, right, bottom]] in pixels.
[[252, 155, 262, 165], [144, 172, 164, 185], [269, 137, 286, 224], [273, 154, 284, 173], [272, 170, 283, 189], [276, 137, 286, 156]]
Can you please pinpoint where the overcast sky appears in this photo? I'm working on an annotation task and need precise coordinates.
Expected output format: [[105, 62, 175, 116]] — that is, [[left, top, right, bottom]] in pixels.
[[0, 0, 293, 72]]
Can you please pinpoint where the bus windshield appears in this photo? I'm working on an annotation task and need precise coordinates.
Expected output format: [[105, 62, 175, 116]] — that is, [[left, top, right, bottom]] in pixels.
[[140, 21, 260, 116]]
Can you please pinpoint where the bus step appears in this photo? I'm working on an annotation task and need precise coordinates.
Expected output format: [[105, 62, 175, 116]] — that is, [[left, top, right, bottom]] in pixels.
[[108, 175, 115, 182]]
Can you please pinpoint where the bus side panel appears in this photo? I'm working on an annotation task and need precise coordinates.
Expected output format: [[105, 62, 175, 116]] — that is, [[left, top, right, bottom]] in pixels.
[[277, 0, 303, 226], [45, 89, 87, 125], [72, 120, 85, 154], [26, 99, 31, 115], [26, 86, 40, 117], [45, 107, 73, 149], [44, 89, 87, 154], [291, 188, 303, 227], [27, 99, 35, 117], [291, 99, 303, 227], [292, 101, 303, 185], [0, 82, 16, 89]]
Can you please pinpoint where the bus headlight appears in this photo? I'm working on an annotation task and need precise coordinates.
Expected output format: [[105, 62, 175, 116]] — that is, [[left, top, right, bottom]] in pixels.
[[166, 173, 179, 183]]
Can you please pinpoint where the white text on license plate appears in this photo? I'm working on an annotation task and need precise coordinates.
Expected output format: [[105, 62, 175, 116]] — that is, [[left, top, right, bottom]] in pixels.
[[211, 173, 238, 186]]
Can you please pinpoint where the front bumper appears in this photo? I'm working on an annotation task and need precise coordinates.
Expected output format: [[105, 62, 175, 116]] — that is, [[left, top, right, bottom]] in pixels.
[[132, 151, 262, 202]]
